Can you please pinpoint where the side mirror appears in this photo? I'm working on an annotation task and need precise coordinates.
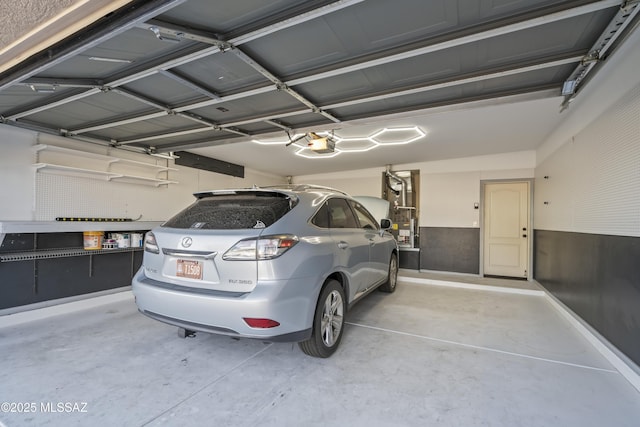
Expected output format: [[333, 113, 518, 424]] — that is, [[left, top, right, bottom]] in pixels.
[[380, 218, 392, 230]]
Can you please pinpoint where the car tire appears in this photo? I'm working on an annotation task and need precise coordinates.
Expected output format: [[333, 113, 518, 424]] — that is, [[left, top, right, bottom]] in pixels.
[[299, 279, 346, 358], [378, 253, 398, 293]]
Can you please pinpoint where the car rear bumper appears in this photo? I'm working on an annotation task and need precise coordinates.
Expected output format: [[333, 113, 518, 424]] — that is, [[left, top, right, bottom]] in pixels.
[[132, 269, 317, 342]]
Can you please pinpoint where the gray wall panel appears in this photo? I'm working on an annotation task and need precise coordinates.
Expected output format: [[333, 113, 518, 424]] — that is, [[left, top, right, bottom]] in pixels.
[[534, 229, 640, 366], [419, 227, 479, 274]]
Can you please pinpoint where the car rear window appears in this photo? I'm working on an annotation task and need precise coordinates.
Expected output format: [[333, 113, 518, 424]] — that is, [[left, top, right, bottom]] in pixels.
[[163, 192, 295, 229]]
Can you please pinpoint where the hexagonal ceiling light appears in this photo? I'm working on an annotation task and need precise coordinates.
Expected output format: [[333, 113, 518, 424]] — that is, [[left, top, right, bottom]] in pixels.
[[251, 127, 426, 159]]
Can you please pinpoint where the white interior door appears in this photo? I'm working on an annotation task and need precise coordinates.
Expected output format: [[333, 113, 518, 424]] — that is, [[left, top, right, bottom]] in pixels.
[[483, 182, 529, 278]]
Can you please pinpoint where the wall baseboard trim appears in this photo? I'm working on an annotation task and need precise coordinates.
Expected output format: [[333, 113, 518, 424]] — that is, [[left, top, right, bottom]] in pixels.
[[400, 275, 544, 296], [418, 269, 480, 278]]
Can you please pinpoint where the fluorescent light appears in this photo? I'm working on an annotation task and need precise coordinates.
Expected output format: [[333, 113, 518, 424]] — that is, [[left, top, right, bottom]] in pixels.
[[335, 137, 379, 153], [370, 127, 427, 145], [88, 56, 133, 64], [252, 134, 304, 146], [253, 126, 427, 158], [295, 148, 341, 159]]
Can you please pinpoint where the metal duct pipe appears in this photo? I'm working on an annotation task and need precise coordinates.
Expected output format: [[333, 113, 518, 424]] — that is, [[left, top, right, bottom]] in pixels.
[[385, 165, 407, 207]]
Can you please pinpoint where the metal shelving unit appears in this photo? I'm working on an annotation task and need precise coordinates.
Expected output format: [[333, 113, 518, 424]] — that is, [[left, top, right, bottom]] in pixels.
[[0, 221, 158, 310], [33, 144, 179, 186], [0, 247, 142, 263], [0, 221, 162, 247]]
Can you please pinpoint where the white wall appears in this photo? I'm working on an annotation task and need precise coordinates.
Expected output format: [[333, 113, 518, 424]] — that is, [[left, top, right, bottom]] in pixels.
[[0, 128, 286, 221], [294, 151, 536, 227], [0, 126, 37, 220], [537, 23, 640, 166], [534, 25, 640, 237], [293, 167, 385, 198], [422, 172, 481, 228], [535, 81, 640, 236]]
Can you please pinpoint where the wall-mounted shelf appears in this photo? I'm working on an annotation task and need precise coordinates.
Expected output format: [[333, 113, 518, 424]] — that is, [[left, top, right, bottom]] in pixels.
[[34, 163, 117, 181], [110, 174, 178, 187], [33, 144, 178, 186], [0, 247, 142, 263], [0, 221, 162, 234], [34, 144, 116, 162]]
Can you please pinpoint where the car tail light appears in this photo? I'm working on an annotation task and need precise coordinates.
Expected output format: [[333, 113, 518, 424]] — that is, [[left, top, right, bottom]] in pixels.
[[244, 318, 280, 328], [223, 235, 298, 260], [144, 232, 160, 254]]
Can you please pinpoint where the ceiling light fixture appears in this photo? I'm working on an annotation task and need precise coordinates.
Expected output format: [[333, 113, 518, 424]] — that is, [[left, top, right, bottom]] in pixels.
[[29, 84, 57, 93], [369, 127, 427, 145], [251, 126, 426, 159], [252, 134, 303, 145], [88, 56, 133, 64]]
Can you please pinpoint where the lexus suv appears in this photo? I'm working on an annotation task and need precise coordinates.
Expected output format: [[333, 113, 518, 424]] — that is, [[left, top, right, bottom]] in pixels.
[[132, 185, 398, 357]]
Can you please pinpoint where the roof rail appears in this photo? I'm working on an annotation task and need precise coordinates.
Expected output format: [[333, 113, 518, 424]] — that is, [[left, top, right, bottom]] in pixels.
[[193, 185, 350, 198], [261, 184, 350, 196]]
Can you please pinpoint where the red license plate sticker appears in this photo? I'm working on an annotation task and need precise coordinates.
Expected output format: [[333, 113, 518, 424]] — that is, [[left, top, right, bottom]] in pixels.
[[176, 259, 203, 280]]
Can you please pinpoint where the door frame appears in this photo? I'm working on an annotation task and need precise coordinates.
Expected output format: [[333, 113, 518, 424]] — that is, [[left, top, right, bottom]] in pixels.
[[479, 178, 534, 280]]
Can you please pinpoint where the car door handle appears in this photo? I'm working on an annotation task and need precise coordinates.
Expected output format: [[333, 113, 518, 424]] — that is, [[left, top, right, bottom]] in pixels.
[[337, 241, 349, 249]]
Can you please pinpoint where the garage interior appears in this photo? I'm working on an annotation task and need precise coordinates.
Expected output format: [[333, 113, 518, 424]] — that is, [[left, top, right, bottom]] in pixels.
[[1, 0, 640, 425]]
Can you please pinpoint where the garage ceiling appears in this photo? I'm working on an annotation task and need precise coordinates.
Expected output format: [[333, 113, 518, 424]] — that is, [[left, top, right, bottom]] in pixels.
[[0, 0, 638, 176]]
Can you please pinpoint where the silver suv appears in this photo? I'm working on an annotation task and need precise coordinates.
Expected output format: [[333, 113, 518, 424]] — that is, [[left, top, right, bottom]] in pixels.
[[132, 185, 398, 357]]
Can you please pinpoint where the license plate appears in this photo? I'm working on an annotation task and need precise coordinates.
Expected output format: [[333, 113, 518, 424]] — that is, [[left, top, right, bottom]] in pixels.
[[176, 259, 203, 280]]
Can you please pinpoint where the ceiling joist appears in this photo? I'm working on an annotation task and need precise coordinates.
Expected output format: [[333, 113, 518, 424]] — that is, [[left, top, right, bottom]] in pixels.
[[91, 51, 587, 147], [7, 0, 619, 127], [0, 0, 633, 157]]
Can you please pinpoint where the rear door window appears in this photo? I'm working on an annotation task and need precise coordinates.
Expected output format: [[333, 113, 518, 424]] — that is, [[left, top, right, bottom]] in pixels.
[[350, 201, 379, 230], [163, 192, 294, 229], [327, 198, 358, 229]]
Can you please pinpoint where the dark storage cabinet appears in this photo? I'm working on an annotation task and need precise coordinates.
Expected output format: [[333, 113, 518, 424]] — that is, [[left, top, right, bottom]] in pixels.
[[0, 221, 159, 311]]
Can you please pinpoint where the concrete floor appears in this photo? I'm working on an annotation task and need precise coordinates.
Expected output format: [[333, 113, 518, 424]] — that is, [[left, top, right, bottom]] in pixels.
[[1, 272, 640, 426]]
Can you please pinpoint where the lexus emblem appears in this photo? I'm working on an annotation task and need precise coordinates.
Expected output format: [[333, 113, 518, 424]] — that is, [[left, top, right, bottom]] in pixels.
[[181, 237, 193, 248]]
